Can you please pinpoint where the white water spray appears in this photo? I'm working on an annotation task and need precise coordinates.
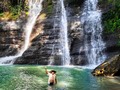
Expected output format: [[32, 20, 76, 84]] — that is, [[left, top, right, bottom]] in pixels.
[[81, 0, 106, 65], [0, 0, 43, 64], [59, 0, 70, 65]]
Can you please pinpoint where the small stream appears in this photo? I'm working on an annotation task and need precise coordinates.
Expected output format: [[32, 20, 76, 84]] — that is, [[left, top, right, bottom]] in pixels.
[[0, 66, 120, 90]]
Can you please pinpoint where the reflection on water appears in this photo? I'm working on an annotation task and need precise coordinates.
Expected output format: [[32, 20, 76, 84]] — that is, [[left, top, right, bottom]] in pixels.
[[0, 66, 120, 90]]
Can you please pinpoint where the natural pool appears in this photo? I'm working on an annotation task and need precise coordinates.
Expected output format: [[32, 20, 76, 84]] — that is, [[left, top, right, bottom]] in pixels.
[[0, 66, 120, 90]]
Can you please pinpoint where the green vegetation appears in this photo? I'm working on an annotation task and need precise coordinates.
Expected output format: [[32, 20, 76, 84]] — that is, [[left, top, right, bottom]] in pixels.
[[0, 0, 54, 20], [46, 4, 53, 15], [99, 0, 120, 46], [99, 0, 120, 33], [0, 0, 28, 20], [44, 0, 53, 16]]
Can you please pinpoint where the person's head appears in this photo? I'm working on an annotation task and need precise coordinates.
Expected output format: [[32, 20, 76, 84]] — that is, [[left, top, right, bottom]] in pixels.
[[50, 70, 56, 75]]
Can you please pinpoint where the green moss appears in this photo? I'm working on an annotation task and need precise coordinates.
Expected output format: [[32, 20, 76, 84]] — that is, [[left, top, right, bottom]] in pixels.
[[0, 13, 4, 17], [46, 5, 53, 15], [44, 0, 53, 16]]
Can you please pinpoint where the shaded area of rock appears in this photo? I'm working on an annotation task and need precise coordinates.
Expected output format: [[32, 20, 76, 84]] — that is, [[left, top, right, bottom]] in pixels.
[[103, 32, 120, 59], [92, 54, 120, 76], [0, 20, 25, 58]]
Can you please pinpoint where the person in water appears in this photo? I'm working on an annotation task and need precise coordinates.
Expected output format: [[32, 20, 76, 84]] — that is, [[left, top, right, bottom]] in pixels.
[[45, 67, 57, 86]]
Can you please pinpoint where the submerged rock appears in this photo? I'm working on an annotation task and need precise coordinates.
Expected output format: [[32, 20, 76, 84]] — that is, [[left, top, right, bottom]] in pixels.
[[92, 54, 120, 76]]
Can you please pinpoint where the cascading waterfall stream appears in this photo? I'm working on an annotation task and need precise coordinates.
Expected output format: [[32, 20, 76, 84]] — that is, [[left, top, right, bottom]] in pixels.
[[59, 0, 70, 65], [0, 0, 43, 64], [81, 0, 106, 65]]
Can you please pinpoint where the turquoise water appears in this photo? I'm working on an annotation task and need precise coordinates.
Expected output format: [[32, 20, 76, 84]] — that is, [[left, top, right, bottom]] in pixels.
[[0, 66, 120, 90]]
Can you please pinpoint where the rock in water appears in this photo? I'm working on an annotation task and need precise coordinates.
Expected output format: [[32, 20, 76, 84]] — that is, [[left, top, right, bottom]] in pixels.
[[92, 54, 120, 76]]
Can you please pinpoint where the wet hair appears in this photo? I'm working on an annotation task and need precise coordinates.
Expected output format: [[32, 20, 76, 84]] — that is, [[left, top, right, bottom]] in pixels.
[[50, 70, 56, 73]]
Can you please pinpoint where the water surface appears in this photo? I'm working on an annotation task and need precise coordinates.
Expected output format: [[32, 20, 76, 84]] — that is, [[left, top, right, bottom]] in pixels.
[[0, 66, 120, 90]]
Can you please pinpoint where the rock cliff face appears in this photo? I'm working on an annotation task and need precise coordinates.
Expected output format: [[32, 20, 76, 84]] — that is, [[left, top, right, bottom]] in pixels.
[[100, 0, 120, 58], [0, 20, 25, 57], [67, 0, 86, 65], [14, 0, 85, 65], [92, 0, 120, 76], [0, 0, 120, 65], [14, 0, 61, 65]]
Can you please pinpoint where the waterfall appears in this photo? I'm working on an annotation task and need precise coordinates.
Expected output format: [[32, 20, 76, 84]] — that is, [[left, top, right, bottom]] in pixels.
[[81, 0, 106, 65], [0, 0, 43, 64], [48, 18, 56, 65], [59, 0, 70, 65]]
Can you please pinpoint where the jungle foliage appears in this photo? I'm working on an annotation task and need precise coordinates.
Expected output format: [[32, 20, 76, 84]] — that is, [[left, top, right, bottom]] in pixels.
[[99, 0, 120, 33], [0, 0, 28, 20]]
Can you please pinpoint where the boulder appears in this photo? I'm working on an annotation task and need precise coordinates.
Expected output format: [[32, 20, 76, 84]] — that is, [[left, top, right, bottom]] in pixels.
[[92, 54, 120, 76]]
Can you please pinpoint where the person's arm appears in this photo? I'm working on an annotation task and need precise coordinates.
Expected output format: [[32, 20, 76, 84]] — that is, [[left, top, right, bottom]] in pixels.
[[45, 67, 48, 74]]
